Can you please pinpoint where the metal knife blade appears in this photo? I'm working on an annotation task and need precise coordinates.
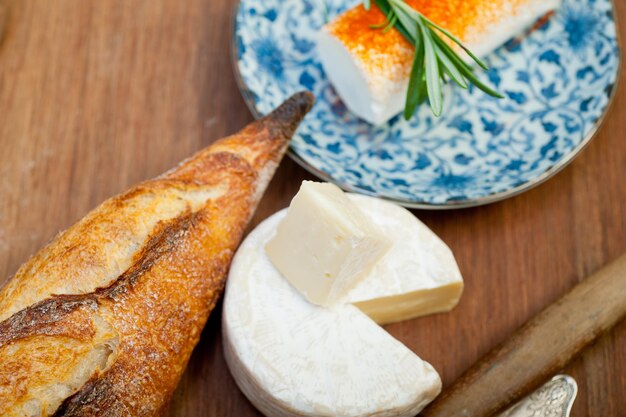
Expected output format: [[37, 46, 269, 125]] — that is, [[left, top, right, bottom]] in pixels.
[[498, 375, 577, 417]]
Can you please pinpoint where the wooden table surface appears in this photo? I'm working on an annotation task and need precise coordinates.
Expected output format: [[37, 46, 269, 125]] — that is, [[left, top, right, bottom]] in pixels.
[[0, 0, 624, 416]]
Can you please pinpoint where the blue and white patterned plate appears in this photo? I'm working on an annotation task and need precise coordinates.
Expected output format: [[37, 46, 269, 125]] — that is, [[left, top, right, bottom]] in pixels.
[[233, 0, 620, 208]]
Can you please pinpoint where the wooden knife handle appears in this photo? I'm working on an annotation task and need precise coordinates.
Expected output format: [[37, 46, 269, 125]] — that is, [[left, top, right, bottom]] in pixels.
[[421, 254, 626, 417]]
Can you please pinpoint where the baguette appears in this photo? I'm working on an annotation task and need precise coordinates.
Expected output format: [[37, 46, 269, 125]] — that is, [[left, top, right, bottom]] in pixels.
[[0, 92, 314, 416]]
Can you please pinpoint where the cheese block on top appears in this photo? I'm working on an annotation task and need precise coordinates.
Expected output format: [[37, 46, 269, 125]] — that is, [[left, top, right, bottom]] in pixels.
[[265, 181, 391, 306], [317, 0, 562, 125], [344, 195, 463, 325], [223, 193, 463, 416]]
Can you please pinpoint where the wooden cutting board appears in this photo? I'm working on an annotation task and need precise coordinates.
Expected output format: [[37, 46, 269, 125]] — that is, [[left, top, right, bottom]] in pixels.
[[0, 0, 624, 415]]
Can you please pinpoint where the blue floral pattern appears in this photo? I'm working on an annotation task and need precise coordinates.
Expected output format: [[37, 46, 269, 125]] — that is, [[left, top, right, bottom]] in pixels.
[[234, 0, 620, 207]]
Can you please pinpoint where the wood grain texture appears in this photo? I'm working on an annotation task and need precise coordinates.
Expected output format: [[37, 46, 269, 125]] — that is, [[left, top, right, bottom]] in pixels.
[[422, 253, 626, 417], [0, 0, 623, 416]]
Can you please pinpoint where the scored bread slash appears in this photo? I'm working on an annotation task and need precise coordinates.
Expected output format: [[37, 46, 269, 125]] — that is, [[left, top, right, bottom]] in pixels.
[[0, 92, 313, 417]]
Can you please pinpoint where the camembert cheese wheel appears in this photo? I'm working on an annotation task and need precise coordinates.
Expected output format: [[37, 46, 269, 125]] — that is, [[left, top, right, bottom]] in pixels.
[[223, 194, 464, 416]]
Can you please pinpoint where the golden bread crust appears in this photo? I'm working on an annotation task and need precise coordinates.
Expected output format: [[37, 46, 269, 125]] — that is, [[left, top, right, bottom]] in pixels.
[[0, 92, 314, 416]]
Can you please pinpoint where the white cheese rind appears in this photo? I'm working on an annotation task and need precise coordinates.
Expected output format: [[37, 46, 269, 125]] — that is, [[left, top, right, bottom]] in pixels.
[[223, 211, 441, 417], [344, 195, 463, 324], [265, 181, 391, 307]]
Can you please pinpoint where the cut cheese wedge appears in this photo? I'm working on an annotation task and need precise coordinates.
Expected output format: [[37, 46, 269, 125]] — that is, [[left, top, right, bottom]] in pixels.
[[345, 195, 463, 324], [223, 194, 463, 416], [318, 0, 562, 125]]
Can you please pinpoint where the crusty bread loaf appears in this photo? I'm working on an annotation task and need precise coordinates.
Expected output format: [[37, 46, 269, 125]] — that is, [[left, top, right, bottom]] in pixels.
[[0, 92, 314, 416]]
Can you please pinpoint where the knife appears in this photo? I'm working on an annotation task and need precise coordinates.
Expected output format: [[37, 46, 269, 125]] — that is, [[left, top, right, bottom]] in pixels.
[[421, 253, 626, 417], [497, 374, 577, 417]]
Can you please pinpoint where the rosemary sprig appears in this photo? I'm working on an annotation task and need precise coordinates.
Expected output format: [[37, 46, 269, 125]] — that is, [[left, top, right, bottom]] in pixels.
[[365, 0, 503, 119]]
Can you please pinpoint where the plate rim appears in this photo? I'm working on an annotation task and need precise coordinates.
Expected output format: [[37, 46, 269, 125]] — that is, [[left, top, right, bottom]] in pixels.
[[230, 0, 623, 210]]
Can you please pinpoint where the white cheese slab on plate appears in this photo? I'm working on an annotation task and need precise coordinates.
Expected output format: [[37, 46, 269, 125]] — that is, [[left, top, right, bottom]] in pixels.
[[318, 0, 562, 125]]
